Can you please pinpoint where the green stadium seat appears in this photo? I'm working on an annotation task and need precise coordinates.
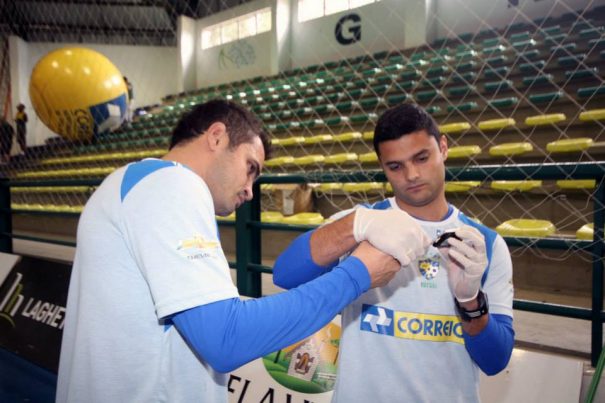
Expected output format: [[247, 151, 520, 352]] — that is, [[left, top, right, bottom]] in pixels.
[[577, 86, 605, 98], [421, 76, 446, 88], [482, 44, 507, 55], [448, 85, 476, 97], [482, 37, 500, 47], [484, 66, 510, 78], [416, 89, 443, 101], [529, 91, 563, 104], [350, 113, 377, 124], [510, 31, 531, 42], [425, 106, 442, 115], [565, 68, 600, 81], [447, 102, 479, 113], [512, 39, 537, 50], [522, 74, 554, 87], [426, 65, 450, 77], [579, 27, 603, 39], [484, 80, 513, 93], [401, 69, 421, 80], [457, 61, 478, 72], [488, 97, 519, 109], [520, 49, 541, 60], [452, 72, 478, 83], [455, 50, 478, 60], [520, 60, 546, 73], [386, 94, 413, 106], [558, 54, 587, 67], [551, 43, 577, 55], [544, 33, 566, 45], [486, 55, 508, 66]]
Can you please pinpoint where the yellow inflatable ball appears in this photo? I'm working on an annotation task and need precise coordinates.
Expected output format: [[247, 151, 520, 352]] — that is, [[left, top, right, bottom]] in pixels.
[[29, 47, 128, 141]]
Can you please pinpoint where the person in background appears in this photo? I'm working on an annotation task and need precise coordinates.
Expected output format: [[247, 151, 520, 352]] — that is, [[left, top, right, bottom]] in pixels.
[[15, 104, 27, 155], [56, 99, 430, 403], [273, 103, 514, 403], [123, 76, 134, 125]]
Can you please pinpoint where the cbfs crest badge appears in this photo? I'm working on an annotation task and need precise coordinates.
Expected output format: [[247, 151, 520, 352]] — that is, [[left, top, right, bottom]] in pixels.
[[418, 254, 441, 280]]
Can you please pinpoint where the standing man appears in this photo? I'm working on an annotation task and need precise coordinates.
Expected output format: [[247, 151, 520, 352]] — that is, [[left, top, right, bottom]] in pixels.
[[123, 76, 134, 124], [273, 103, 514, 402], [14, 104, 27, 155], [57, 100, 430, 402]]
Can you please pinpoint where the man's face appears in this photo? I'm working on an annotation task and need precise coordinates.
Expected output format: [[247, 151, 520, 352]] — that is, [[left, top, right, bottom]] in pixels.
[[378, 130, 447, 211], [211, 135, 265, 216]]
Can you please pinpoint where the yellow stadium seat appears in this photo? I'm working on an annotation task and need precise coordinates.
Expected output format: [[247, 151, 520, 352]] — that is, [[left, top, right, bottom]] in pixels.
[[576, 223, 594, 240], [363, 131, 374, 141], [525, 113, 566, 126], [265, 156, 295, 167], [496, 219, 556, 237], [294, 155, 325, 165], [445, 181, 481, 192], [448, 145, 481, 158], [342, 182, 384, 193], [333, 132, 362, 143], [216, 212, 236, 222], [261, 211, 283, 223], [324, 153, 358, 164], [439, 122, 471, 134], [282, 212, 324, 225], [489, 142, 533, 156], [305, 134, 334, 144], [260, 184, 274, 191], [477, 118, 516, 131], [546, 138, 594, 153], [275, 136, 306, 147], [556, 180, 596, 190], [385, 183, 393, 193], [579, 109, 605, 122], [490, 180, 542, 191], [359, 152, 379, 164], [316, 183, 343, 192]]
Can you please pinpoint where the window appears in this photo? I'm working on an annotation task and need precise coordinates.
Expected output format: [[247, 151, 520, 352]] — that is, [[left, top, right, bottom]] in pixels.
[[298, 0, 380, 22], [201, 7, 272, 49]]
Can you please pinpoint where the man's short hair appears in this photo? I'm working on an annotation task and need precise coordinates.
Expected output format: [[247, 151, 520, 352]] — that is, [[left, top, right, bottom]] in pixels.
[[373, 103, 440, 156], [169, 99, 271, 158]]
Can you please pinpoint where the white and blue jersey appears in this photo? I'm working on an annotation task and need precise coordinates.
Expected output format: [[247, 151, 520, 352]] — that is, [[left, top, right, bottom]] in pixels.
[[57, 159, 239, 402], [330, 198, 514, 403]]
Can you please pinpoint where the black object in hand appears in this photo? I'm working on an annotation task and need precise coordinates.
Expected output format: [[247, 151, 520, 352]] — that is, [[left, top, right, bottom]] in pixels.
[[432, 231, 461, 248]]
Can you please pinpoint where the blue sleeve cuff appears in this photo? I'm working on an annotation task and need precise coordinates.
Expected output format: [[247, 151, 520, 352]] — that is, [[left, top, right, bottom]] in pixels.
[[273, 230, 337, 289], [463, 313, 514, 375]]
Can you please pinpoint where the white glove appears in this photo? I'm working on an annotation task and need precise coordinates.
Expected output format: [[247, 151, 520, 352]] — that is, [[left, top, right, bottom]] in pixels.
[[440, 225, 488, 302], [353, 208, 431, 266]]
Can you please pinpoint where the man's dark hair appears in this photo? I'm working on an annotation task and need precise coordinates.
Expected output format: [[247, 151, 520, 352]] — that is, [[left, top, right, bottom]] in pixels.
[[373, 103, 440, 156], [169, 99, 271, 158]]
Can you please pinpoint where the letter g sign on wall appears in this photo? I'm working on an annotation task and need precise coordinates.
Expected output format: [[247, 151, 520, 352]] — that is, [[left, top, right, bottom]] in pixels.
[[335, 13, 361, 45]]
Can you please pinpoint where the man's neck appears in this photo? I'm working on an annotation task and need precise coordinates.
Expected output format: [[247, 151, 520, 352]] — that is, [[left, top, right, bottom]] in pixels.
[[394, 196, 450, 222]]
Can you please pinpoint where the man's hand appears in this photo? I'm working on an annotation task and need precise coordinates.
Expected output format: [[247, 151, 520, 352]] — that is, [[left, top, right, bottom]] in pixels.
[[439, 225, 488, 302], [353, 208, 431, 266], [351, 241, 400, 288]]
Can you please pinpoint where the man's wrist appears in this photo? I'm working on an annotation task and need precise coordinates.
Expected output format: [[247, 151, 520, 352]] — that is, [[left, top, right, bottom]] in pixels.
[[455, 290, 489, 322]]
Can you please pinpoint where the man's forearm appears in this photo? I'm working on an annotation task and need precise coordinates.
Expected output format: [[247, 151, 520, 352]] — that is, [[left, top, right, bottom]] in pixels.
[[310, 212, 357, 266]]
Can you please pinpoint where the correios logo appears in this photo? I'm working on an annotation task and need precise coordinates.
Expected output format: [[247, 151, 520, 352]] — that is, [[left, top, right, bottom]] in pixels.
[[0, 272, 66, 329], [262, 323, 340, 393]]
